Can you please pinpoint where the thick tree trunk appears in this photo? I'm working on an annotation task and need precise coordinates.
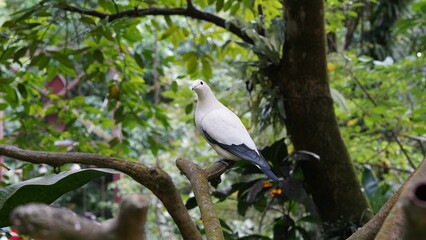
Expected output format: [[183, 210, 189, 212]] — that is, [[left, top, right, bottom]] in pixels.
[[276, 0, 373, 224]]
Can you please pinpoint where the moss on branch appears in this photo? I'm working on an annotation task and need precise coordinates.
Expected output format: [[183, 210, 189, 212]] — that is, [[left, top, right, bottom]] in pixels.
[[176, 158, 225, 240]]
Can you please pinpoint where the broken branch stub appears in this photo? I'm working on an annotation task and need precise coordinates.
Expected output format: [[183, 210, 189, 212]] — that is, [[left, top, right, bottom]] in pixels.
[[11, 194, 150, 240]]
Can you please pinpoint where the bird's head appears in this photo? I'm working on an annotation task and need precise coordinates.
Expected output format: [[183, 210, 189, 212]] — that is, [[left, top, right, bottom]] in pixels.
[[191, 79, 210, 93]]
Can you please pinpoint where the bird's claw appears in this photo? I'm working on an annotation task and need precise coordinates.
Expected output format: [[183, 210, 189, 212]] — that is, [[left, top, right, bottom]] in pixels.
[[216, 159, 235, 167]]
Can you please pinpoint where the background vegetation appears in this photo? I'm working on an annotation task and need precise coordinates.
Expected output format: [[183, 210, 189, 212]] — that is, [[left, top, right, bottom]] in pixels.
[[0, 0, 425, 239]]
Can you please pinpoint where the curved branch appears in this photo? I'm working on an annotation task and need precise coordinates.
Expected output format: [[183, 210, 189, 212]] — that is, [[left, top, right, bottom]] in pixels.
[[176, 158, 224, 240], [0, 144, 201, 240], [59, 4, 254, 44]]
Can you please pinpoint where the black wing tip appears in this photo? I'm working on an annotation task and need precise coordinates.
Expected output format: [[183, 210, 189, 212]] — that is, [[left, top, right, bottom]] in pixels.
[[261, 167, 280, 182], [202, 129, 280, 181]]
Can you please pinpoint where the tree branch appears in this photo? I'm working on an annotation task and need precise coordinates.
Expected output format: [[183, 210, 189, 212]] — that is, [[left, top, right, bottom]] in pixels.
[[347, 165, 415, 240], [205, 160, 234, 181], [59, 4, 254, 44], [12, 194, 149, 240], [0, 144, 202, 240], [354, 161, 413, 174], [374, 158, 426, 239], [176, 158, 224, 240], [393, 134, 416, 169], [186, 0, 195, 10]]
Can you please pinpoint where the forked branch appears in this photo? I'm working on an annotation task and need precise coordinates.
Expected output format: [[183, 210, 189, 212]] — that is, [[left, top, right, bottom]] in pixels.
[[0, 144, 201, 240], [176, 158, 225, 240]]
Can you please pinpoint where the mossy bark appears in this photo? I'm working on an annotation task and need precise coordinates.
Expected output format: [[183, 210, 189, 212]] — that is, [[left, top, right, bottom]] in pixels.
[[275, 0, 373, 224]]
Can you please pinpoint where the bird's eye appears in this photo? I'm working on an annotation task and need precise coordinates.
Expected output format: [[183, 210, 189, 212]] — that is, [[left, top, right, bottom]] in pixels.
[[200, 81, 204, 85]]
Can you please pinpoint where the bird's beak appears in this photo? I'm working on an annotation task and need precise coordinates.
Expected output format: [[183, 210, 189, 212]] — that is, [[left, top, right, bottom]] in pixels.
[[191, 85, 196, 90]]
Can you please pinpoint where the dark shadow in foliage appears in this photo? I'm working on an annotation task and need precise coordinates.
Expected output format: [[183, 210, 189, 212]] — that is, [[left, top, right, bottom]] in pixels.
[[205, 139, 320, 239]]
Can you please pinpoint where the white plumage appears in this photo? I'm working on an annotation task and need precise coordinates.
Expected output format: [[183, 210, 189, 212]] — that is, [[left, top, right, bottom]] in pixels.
[[191, 80, 279, 181]]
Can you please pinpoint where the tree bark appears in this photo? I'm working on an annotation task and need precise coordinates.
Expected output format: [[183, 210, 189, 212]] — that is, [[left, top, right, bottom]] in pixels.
[[347, 169, 413, 240], [11, 194, 149, 240], [176, 158, 224, 240], [374, 158, 426, 240], [277, 0, 373, 224]]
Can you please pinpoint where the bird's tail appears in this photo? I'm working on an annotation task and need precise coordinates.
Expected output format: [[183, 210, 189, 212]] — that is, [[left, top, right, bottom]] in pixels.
[[260, 165, 280, 182]]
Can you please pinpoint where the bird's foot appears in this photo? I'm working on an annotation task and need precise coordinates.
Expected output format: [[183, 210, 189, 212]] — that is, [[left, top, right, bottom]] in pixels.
[[215, 159, 235, 167]]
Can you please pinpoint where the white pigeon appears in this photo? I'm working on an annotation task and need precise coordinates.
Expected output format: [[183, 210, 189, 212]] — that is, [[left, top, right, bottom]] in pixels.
[[191, 80, 279, 181]]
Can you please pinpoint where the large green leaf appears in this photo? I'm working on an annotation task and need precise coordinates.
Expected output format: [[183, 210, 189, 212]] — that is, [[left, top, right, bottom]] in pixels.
[[0, 168, 117, 227], [361, 165, 379, 200]]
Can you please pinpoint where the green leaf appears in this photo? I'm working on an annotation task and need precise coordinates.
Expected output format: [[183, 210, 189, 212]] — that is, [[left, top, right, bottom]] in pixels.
[[13, 47, 28, 62], [134, 53, 145, 69], [237, 199, 249, 216], [260, 138, 288, 167], [158, 25, 178, 40], [0, 103, 8, 110], [164, 16, 173, 27], [114, 105, 125, 122], [185, 103, 193, 114], [93, 49, 104, 63], [171, 81, 178, 92], [0, 168, 117, 227], [246, 179, 264, 204], [186, 56, 198, 74], [48, 51, 74, 69], [80, 16, 96, 25], [216, 0, 224, 12], [347, 10, 358, 17], [230, 2, 240, 15], [0, 47, 17, 63], [361, 165, 378, 199], [223, 0, 234, 11], [148, 135, 158, 155], [17, 83, 28, 99], [201, 58, 212, 79], [330, 87, 350, 115]]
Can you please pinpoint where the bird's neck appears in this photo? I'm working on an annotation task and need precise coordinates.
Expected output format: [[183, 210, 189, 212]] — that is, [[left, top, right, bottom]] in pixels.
[[196, 91, 223, 112], [197, 89, 217, 102]]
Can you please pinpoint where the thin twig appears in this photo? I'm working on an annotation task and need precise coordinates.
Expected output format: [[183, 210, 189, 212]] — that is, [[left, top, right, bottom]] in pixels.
[[354, 161, 413, 174], [186, 0, 194, 10], [401, 134, 426, 158], [351, 73, 377, 106], [393, 134, 416, 169], [341, 53, 377, 106], [258, 196, 276, 232]]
